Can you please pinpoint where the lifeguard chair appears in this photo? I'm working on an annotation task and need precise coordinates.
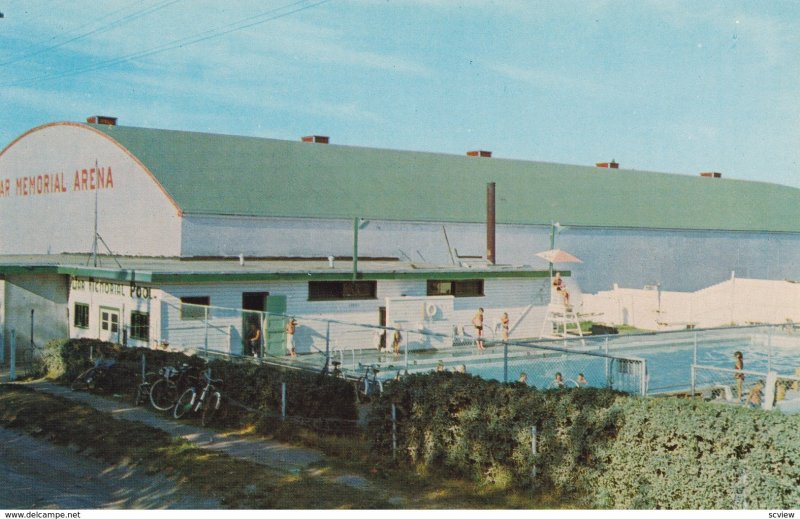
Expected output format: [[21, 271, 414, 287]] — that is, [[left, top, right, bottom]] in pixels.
[[540, 287, 583, 339]]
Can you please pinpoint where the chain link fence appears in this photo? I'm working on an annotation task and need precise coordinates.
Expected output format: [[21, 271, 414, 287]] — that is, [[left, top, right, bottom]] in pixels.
[[152, 301, 800, 399], [158, 300, 650, 395]]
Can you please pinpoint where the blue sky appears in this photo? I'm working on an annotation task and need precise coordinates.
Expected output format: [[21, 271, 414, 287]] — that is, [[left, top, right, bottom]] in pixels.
[[2, 0, 799, 187]]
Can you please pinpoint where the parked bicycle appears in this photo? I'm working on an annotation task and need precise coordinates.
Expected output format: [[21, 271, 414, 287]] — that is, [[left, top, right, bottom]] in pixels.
[[173, 368, 223, 426], [71, 357, 117, 392], [132, 369, 159, 406], [149, 363, 197, 411], [356, 363, 383, 400]]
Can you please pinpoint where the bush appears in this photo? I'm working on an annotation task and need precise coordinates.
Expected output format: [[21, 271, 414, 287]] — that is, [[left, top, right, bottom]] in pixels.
[[369, 371, 620, 501], [368, 371, 800, 509], [48, 339, 357, 427], [593, 398, 800, 509]]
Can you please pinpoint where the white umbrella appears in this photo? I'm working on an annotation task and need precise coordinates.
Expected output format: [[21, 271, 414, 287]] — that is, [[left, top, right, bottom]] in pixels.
[[535, 248, 582, 264]]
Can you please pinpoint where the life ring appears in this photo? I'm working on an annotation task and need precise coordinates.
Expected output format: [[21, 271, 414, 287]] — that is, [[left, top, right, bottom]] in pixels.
[[425, 302, 438, 318]]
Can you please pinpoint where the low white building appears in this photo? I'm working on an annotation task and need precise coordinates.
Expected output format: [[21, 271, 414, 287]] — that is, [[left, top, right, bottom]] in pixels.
[[0, 254, 555, 358]]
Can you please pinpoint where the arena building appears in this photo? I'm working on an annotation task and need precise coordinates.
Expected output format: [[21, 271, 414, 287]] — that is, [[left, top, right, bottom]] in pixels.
[[2, 117, 800, 356]]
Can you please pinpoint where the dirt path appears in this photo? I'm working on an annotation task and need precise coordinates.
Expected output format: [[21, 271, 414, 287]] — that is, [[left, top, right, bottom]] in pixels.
[[22, 380, 323, 472], [0, 427, 220, 509]]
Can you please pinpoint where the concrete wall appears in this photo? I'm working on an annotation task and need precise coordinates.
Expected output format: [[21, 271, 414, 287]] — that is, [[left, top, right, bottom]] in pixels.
[[2, 274, 69, 362], [0, 123, 182, 256]]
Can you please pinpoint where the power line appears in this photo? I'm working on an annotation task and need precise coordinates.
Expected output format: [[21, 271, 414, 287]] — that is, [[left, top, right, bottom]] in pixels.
[[2, 0, 332, 88], [0, 0, 184, 67]]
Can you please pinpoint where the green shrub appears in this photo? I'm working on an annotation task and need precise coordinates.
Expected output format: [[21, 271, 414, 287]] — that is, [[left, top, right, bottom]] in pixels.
[[369, 371, 621, 502], [368, 371, 800, 509], [594, 398, 800, 509]]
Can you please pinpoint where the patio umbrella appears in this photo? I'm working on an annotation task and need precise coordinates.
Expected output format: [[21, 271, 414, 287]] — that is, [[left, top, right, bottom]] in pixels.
[[535, 248, 582, 264]]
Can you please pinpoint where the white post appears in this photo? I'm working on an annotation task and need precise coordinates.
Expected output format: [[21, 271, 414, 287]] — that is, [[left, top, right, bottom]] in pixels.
[[641, 359, 648, 396], [9, 329, 16, 382], [690, 365, 696, 398], [767, 326, 773, 373], [604, 336, 610, 387], [730, 270, 736, 325], [204, 306, 209, 359], [281, 382, 287, 421], [531, 425, 538, 479]]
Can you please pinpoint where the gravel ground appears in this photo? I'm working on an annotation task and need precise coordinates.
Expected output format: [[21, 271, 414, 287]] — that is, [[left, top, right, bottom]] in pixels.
[[0, 427, 221, 509]]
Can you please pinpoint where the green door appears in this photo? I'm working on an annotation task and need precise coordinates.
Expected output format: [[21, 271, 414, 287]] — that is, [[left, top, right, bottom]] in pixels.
[[265, 295, 287, 356]]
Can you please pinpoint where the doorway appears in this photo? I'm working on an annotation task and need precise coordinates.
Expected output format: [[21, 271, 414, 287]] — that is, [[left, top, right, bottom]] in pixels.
[[99, 307, 120, 343], [242, 292, 268, 356]]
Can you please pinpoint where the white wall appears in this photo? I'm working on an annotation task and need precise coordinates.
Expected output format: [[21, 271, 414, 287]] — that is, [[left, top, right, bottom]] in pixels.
[[155, 276, 553, 356], [68, 276, 158, 348], [0, 123, 181, 256], [583, 277, 800, 330], [2, 274, 69, 360]]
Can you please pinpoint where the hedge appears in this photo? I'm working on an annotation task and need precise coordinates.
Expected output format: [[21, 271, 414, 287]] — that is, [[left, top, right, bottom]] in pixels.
[[368, 371, 800, 509], [42, 338, 357, 425]]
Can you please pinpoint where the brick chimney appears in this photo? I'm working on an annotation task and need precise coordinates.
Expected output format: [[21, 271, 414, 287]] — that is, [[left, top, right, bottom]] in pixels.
[[700, 171, 722, 178], [301, 135, 329, 144], [595, 160, 619, 169], [467, 150, 492, 158], [86, 115, 117, 126]]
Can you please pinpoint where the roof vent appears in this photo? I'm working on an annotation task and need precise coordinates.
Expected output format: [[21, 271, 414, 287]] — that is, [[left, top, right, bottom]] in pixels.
[[467, 150, 492, 158], [595, 160, 619, 169], [700, 171, 722, 178], [301, 135, 329, 144], [86, 115, 118, 126]]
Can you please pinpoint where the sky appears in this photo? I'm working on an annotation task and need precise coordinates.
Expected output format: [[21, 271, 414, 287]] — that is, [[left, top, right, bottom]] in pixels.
[[1, 0, 799, 188]]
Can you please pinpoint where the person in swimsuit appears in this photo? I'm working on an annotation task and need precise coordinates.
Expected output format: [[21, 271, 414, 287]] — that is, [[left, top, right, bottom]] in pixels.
[[472, 308, 485, 350]]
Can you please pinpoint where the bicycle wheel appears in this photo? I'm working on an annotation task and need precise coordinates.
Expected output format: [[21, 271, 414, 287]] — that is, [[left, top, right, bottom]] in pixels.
[[201, 391, 222, 426], [150, 378, 178, 411], [70, 368, 95, 391], [173, 388, 196, 419]]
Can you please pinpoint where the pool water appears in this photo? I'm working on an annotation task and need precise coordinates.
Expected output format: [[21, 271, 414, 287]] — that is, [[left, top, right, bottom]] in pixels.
[[402, 332, 800, 395]]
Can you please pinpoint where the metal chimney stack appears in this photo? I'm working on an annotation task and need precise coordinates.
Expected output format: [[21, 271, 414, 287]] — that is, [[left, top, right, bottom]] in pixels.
[[487, 182, 496, 264]]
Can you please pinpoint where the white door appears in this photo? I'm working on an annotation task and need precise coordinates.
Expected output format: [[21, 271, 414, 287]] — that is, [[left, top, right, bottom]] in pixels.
[[99, 308, 120, 343]]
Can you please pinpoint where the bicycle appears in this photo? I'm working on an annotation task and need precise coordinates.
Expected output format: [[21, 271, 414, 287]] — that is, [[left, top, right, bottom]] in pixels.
[[356, 364, 383, 400], [173, 368, 223, 426], [71, 358, 116, 392], [132, 369, 159, 406], [149, 363, 197, 411]]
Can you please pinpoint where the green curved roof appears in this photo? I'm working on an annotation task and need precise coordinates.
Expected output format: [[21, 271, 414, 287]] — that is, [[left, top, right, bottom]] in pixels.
[[89, 123, 800, 232]]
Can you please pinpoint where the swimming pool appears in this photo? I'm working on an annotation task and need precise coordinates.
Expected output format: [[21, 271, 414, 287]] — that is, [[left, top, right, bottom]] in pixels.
[[396, 327, 800, 396]]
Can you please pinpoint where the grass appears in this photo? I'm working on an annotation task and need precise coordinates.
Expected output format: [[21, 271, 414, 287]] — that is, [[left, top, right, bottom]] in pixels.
[[0, 384, 565, 509], [0, 384, 388, 508], [579, 320, 644, 335]]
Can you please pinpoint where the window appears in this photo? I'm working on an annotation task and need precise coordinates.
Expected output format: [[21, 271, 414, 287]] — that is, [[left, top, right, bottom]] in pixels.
[[74, 303, 89, 328], [427, 279, 484, 297], [130, 311, 150, 341], [180, 296, 210, 320], [100, 308, 119, 334], [308, 281, 377, 301]]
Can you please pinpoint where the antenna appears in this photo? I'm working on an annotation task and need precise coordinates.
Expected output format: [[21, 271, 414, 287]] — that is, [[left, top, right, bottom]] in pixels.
[[90, 159, 99, 266], [87, 159, 122, 268]]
